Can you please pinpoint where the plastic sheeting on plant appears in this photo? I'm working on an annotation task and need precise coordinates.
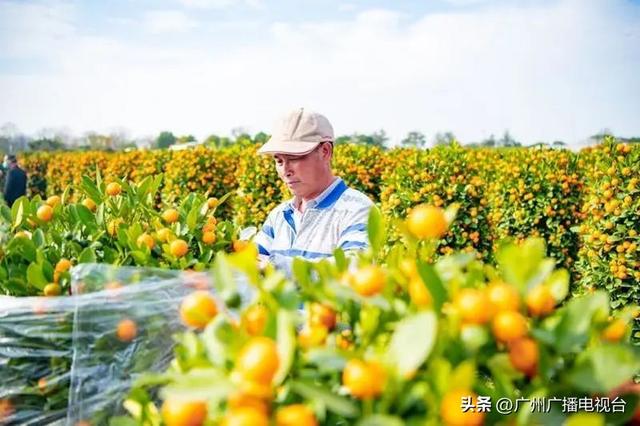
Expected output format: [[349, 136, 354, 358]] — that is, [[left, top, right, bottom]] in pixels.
[[0, 263, 254, 426]]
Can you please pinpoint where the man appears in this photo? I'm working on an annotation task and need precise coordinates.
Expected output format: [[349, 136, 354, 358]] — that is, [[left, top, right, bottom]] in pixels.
[[3, 154, 27, 207], [253, 108, 374, 275]]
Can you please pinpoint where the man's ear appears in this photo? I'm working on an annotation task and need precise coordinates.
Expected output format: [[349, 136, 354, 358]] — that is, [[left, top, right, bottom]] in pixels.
[[321, 142, 333, 160]]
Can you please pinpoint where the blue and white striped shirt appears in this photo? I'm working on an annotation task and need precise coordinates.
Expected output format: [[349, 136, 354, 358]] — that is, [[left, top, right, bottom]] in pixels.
[[254, 177, 373, 272]]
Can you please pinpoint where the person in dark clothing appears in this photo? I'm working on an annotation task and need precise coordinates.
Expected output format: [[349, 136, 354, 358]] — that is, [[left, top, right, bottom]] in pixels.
[[3, 154, 27, 207]]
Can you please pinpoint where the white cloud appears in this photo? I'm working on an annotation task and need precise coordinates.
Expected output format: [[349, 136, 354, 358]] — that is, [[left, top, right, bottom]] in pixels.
[[143, 10, 198, 33], [0, 0, 638, 147]]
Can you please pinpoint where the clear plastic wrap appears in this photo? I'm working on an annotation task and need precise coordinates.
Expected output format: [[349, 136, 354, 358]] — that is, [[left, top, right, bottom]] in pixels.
[[0, 264, 254, 426], [0, 295, 72, 426]]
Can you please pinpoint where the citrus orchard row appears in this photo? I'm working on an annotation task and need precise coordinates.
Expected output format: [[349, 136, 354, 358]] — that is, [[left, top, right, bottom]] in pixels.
[[10, 139, 638, 313], [110, 205, 640, 426]]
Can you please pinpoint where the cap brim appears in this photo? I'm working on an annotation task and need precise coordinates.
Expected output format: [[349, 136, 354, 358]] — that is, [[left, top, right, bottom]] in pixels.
[[257, 139, 322, 156]]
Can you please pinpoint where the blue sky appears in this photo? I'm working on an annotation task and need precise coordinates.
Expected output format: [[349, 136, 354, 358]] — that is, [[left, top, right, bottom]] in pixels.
[[1, 0, 639, 147]]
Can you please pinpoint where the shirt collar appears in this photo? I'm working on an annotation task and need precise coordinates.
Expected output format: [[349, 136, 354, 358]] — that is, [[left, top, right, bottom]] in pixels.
[[286, 177, 343, 212]]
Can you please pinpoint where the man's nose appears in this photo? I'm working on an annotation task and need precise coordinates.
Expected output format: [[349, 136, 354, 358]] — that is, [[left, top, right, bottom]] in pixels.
[[283, 162, 293, 176]]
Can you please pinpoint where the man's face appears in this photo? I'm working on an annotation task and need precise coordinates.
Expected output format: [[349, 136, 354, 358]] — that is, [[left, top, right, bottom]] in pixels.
[[273, 143, 330, 198]]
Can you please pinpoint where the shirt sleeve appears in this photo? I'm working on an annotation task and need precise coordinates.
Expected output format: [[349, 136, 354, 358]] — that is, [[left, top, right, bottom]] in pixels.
[[253, 210, 276, 264], [336, 202, 373, 253]]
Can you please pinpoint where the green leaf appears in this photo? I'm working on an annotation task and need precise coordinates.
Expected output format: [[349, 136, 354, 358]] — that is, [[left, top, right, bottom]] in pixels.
[[11, 197, 27, 229], [81, 175, 103, 202], [109, 417, 139, 426], [305, 348, 347, 372], [292, 258, 311, 288], [202, 316, 234, 367], [9, 236, 37, 262], [290, 380, 359, 418], [213, 253, 235, 295], [0, 204, 11, 222], [32, 229, 46, 247], [564, 413, 605, 426], [131, 250, 147, 265], [496, 237, 549, 291], [546, 268, 569, 303], [357, 415, 404, 426], [387, 311, 437, 377], [186, 205, 200, 231], [448, 360, 476, 391], [78, 247, 97, 264], [333, 248, 347, 272], [160, 368, 232, 402], [273, 309, 295, 385], [26, 263, 48, 289], [367, 205, 386, 256], [76, 204, 97, 228], [568, 345, 640, 394], [555, 292, 609, 354], [416, 261, 446, 311]]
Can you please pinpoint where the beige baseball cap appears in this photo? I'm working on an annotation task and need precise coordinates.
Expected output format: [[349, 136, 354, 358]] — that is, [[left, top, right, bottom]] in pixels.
[[257, 108, 334, 155]]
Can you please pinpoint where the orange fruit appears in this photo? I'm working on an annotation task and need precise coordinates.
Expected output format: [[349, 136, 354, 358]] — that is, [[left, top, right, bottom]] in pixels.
[[137, 233, 155, 249], [116, 318, 137, 342], [44, 283, 61, 297], [407, 205, 447, 239], [105, 281, 123, 291], [276, 404, 317, 426], [82, 198, 97, 212], [526, 285, 555, 317], [336, 329, 354, 351], [351, 265, 386, 296], [106, 182, 122, 196], [227, 392, 269, 415], [409, 277, 432, 307], [180, 291, 218, 329], [399, 259, 418, 278], [157, 228, 172, 242], [440, 389, 484, 426], [162, 208, 180, 224], [37, 205, 54, 222], [0, 399, 14, 422], [170, 239, 189, 257], [207, 197, 219, 208], [298, 325, 328, 348], [161, 398, 207, 426], [309, 303, 337, 330], [233, 240, 249, 252], [202, 231, 216, 245], [508, 337, 538, 376], [38, 377, 48, 393], [221, 406, 269, 426], [203, 222, 216, 233], [492, 311, 528, 343], [342, 359, 386, 399], [55, 258, 72, 273], [242, 305, 268, 336], [107, 219, 123, 236], [46, 195, 61, 207], [236, 337, 279, 385], [486, 282, 520, 315], [602, 318, 627, 342], [455, 288, 490, 324]]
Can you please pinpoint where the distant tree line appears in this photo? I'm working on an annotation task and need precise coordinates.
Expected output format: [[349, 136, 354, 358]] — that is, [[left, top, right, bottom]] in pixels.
[[1, 121, 638, 154]]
